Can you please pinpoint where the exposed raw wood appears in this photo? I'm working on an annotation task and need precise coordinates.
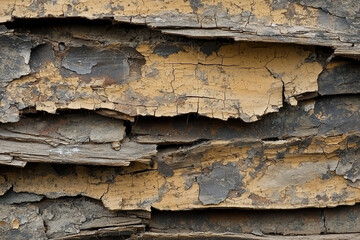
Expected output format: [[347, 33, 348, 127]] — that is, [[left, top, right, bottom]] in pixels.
[[0, 139, 156, 166], [0, 113, 156, 166]]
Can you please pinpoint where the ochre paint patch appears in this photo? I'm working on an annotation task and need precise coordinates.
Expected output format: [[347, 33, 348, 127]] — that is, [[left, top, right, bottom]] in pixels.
[[3, 42, 321, 122]]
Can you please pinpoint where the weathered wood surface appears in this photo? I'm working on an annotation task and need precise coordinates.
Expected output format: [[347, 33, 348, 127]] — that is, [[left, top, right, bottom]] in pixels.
[[3, 190, 360, 239], [1, 0, 360, 56], [133, 95, 360, 144], [0, 113, 156, 166], [0, 194, 148, 239], [150, 208, 325, 235], [2, 129, 360, 212], [149, 205, 360, 236], [0, 23, 328, 122], [0, 94, 359, 211], [1, 2, 360, 239], [1, 21, 359, 124]]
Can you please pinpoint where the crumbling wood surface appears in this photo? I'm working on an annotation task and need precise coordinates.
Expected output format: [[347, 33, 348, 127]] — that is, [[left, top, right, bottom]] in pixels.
[[2, 132, 360, 212], [0, 113, 156, 166], [0, 195, 148, 239], [1, 1, 360, 239], [0, 23, 327, 122], [1, 0, 360, 56]]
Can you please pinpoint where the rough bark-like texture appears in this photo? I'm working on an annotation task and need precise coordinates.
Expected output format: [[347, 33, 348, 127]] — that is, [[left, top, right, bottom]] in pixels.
[[0, 194, 147, 239], [3, 132, 359, 212], [1, 1, 360, 239], [0, 112, 156, 166], [1, 0, 360, 56]]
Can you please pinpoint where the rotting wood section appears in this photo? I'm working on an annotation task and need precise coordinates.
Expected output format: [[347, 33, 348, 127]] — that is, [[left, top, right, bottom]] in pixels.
[[0, 22, 327, 122], [0, 112, 156, 167], [2, 132, 360, 212], [0, 195, 148, 239], [1, 2, 360, 239], [1, 0, 360, 56]]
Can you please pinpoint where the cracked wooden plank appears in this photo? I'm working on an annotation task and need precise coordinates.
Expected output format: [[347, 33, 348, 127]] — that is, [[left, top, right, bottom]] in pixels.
[[0, 24, 327, 122], [0, 194, 148, 239], [1, 0, 360, 55], [5, 191, 360, 239], [0, 112, 156, 166], [1, 132, 360, 211], [133, 95, 360, 144]]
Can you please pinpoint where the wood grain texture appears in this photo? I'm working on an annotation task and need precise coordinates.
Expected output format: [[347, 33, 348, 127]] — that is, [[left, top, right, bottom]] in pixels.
[[1, 3, 360, 239], [2, 131, 360, 212], [0, 195, 148, 239], [1, 0, 359, 55], [0, 113, 156, 166]]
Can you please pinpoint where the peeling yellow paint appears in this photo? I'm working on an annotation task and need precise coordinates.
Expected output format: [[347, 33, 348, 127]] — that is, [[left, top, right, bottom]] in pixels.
[[0, 0, 352, 54], [2, 134, 360, 211], [266, 45, 323, 105], [103, 170, 166, 211], [2, 41, 322, 122], [7, 165, 108, 199]]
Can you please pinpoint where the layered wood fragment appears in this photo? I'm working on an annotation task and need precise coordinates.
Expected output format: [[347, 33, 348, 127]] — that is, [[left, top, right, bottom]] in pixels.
[[0, 23, 328, 122], [4, 182, 360, 239], [0, 113, 156, 166], [1, 129, 360, 212], [1, 0, 360, 56], [133, 95, 360, 143], [0, 194, 148, 239], [1, 2, 360, 238]]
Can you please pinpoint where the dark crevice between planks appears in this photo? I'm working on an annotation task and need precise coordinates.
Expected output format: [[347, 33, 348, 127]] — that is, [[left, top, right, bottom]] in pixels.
[[150, 205, 360, 236]]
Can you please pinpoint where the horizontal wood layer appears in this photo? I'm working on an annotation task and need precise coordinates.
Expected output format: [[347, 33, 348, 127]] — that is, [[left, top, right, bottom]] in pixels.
[[150, 205, 360, 235], [0, 24, 329, 122], [0, 112, 156, 166], [133, 95, 360, 144], [0, 94, 359, 208], [1, 1, 360, 55], [2, 192, 360, 239], [1, 131, 359, 211], [0, 195, 148, 239], [1, 7, 360, 239]]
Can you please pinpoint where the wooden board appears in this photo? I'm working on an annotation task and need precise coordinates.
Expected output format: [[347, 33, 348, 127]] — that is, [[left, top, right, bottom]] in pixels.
[[0, 24, 325, 122], [0, 0, 360, 56]]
